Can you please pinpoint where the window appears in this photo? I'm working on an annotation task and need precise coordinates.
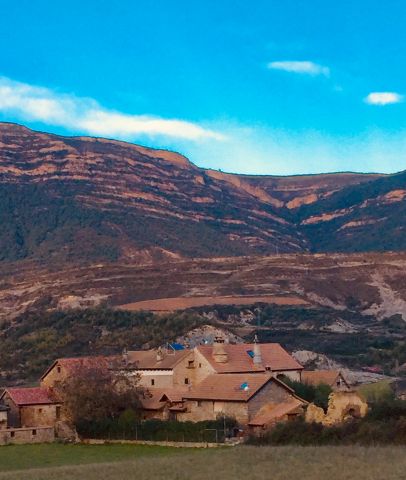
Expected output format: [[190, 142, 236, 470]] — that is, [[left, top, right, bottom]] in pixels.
[[151, 379, 155, 386], [56, 406, 61, 420], [10, 431, 15, 438], [199, 363, 202, 368], [184, 378, 189, 385], [188, 360, 195, 368], [32, 429, 37, 436], [57, 366, 61, 374], [197, 400, 202, 407]]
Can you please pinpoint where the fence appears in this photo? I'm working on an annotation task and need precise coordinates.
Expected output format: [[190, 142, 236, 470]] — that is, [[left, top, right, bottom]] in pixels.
[[78, 418, 237, 444]]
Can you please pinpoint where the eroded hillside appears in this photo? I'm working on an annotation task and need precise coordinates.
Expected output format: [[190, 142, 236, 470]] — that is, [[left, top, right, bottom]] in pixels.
[[1, 122, 405, 263], [1, 253, 405, 323]]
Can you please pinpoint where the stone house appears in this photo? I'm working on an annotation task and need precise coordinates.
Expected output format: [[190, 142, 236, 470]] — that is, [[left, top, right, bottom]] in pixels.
[[302, 370, 351, 391], [172, 373, 306, 425], [40, 339, 303, 392], [193, 339, 304, 382], [122, 348, 198, 388], [248, 398, 305, 434], [36, 339, 305, 430], [0, 387, 61, 428], [140, 388, 188, 420], [40, 355, 117, 389]]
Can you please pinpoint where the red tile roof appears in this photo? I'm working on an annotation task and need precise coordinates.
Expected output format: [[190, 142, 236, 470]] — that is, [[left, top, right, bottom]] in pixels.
[[41, 355, 118, 379], [248, 398, 304, 426], [126, 349, 190, 370], [140, 389, 166, 411], [2, 387, 57, 406], [182, 373, 283, 401], [197, 343, 303, 373], [302, 370, 348, 387], [141, 387, 188, 410]]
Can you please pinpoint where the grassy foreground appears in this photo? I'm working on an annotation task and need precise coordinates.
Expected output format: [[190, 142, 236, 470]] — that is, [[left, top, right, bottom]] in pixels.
[[0, 444, 183, 472], [1, 445, 406, 480]]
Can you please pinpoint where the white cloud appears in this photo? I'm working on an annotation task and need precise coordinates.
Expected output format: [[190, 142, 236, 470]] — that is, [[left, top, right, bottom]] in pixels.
[[0, 77, 224, 141], [267, 61, 330, 77], [364, 92, 403, 106]]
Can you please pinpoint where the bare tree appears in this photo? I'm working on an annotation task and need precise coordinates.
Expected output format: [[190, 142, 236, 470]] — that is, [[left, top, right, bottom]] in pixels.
[[54, 362, 147, 425]]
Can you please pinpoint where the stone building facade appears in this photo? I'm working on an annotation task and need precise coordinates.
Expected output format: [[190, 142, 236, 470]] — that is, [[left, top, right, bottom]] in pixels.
[[0, 388, 61, 428]]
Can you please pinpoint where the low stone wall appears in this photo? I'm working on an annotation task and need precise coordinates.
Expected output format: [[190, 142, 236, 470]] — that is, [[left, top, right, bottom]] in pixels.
[[82, 438, 231, 448], [0, 427, 55, 445]]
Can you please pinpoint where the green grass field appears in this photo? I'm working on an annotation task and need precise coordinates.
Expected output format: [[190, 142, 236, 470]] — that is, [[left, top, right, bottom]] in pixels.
[[0, 443, 185, 472], [1, 444, 406, 480]]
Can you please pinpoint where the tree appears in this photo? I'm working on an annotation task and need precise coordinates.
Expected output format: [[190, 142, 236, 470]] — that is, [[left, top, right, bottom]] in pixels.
[[54, 362, 147, 426], [279, 375, 332, 411]]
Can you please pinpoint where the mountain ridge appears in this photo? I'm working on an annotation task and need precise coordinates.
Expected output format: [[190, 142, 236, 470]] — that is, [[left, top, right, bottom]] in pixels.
[[0, 122, 405, 264]]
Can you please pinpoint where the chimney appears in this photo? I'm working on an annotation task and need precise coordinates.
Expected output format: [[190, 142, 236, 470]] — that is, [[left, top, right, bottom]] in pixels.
[[212, 336, 228, 363], [156, 347, 164, 362], [253, 335, 262, 366]]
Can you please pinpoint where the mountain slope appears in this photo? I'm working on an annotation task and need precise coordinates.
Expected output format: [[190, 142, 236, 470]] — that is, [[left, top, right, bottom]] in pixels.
[[297, 170, 406, 252], [0, 122, 305, 262], [0, 122, 405, 264]]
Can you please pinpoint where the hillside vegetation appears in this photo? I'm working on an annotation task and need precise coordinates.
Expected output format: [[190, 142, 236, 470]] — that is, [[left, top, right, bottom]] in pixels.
[[1, 122, 405, 264], [1, 304, 405, 384]]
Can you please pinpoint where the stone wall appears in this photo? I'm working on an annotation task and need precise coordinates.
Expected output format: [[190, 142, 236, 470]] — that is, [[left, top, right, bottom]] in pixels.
[[0, 411, 7, 429], [247, 380, 294, 419], [41, 361, 66, 388], [177, 400, 248, 424], [20, 404, 60, 428], [172, 350, 215, 388], [136, 370, 174, 389], [0, 427, 55, 445], [2, 393, 20, 427], [305, 391, 368, 426]]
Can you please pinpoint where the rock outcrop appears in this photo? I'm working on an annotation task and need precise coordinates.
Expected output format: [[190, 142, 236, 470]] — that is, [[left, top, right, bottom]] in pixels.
[[305, 391, 368, 426]]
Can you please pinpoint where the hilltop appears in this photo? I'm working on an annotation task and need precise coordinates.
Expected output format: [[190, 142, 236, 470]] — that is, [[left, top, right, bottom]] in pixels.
[[2, 122, 404, 264]]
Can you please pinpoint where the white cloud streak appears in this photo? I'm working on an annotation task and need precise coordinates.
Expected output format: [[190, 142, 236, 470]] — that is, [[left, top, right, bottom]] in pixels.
[[267, 61, 330, 77], [0, 77, 224, 141], [364, 92, 403, 106]]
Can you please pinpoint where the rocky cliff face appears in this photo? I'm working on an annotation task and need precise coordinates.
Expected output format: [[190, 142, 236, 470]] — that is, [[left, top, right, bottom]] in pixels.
[[1, 122, 404, 264], [0, 122, 304, 262]]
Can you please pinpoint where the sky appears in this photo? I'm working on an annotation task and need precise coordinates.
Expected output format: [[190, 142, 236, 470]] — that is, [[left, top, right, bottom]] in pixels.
[[1, 0, 406, 175]]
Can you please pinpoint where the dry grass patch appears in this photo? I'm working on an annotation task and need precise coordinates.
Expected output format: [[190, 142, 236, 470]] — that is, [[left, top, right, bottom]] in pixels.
[[1, 446, 406, 480]]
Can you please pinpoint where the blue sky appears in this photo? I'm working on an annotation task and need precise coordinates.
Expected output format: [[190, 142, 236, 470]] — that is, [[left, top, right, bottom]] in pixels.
[[1, 0, 406, 175]]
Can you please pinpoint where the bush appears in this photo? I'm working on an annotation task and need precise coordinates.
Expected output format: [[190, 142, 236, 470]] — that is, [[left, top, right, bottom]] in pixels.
[[77, 416, 238, 443], [248, 399, 406, 446], [280, 376, 332, 411]]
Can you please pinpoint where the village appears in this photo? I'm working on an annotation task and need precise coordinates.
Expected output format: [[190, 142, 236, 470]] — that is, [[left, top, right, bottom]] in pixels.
[[0, 336, 370, 445]]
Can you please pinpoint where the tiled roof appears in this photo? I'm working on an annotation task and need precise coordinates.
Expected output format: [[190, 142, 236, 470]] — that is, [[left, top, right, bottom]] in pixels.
[[141, 388, 188, 410], [159, 388, 188, 403], [197, 343, 303, 373], [2, 387, 57, 406], [41, 355, 118, 379], [248, 399, 304, 426], [140, 389, 166, 410], [183, 373, 278, 401], [126, 349, 190, 370], [302, 370, 345, 387]]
